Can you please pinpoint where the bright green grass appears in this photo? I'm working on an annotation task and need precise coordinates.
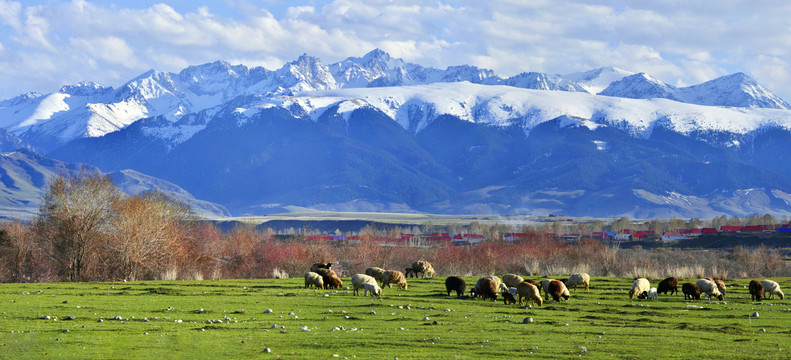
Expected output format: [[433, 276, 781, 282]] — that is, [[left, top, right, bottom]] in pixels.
[[0, 277, 789, 359]]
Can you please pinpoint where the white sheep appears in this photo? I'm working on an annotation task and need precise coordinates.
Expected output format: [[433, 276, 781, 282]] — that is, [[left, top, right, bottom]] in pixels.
[[364, 267, 386, 284], [351, 274, 378, 296], [760, 279, 785, 300], [647, 287, 657, 300], [696, 279, 724, 300], [363, 282, 382, 297], [540, 279, 555, 299], [565, 273, 591, 292], [502, 274, 525, 288], [629, 278, 650, 299], [304, 272, 324, 289]]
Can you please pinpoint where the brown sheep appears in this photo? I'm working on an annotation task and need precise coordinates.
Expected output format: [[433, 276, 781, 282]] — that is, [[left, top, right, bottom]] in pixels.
[[516, 281, 543, 307], [682, 282, 701, 300], [714, 279, 726, 298], [657, 277, 678, 296], [325, 275, 342, 289], [383, 270, 408, 290], [473, 277, 498, 301], [749, 280, 764, 301], [445, 276, 466, 297], [315, 268, 342, 289], [547, 280, 570, 302]]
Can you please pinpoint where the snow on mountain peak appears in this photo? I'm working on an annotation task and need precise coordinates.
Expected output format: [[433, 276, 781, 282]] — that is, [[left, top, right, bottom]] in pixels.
[[563, 66, 635, 94], [4, 50, 791, 152]]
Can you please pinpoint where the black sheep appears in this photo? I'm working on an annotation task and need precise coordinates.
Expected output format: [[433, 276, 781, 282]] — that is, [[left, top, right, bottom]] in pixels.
[[445, 276, 466, 297], [657, 277, 678, 296]]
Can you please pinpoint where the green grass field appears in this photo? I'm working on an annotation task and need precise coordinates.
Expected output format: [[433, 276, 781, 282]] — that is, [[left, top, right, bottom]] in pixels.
[[1, 277, 788, 359]]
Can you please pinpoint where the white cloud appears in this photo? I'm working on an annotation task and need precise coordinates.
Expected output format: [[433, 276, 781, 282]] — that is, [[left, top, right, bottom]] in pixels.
[[0, 0, 790, 102], [70, 36, 140, 68]]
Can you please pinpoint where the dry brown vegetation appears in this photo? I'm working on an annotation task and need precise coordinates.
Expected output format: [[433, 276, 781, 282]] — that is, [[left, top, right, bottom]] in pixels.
[[0, 171, 789, 283]]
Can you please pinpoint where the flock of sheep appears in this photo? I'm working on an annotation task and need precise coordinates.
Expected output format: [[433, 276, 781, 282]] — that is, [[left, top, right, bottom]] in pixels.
[[629, 277, 785, 302], [304, 260, 785, 306]]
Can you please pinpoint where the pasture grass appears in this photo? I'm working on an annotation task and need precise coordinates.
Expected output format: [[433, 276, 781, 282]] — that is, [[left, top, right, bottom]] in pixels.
[[0, 277, 789, 359]]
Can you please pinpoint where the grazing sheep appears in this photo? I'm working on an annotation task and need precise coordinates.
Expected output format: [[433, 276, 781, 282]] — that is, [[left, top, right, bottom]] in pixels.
[[682, 282, 701, 300], [310, 262, 332, 273], [540, 279, 554, 299], [565, 273, 591, 292], [647, 287, 658, 300], [636, 291, 650, 300], [365, 267, 386, 284], [484, 275, 502, 290], [473, 277, 498, 301], [383, 270, 408, 290], [760, 279, 785, 300], [502, 274, 525, 288], [304, 272, 324, 289], [657, 277, 678, 296], [517, 282, 543, 307], [522, 279, 540, 294], [502, 291, 516, 305], [749, 280, 764, 301], [315, 268, 342, 289], [547, 280, 570, 302], [351, 274, 378, 296], [445, 276, 466, 297], [325, 275, 342, 289], [406, 260, 435, 278], [713, 279, 726, 298], [363, 282, 382, 297], [696, 279, 724, 301], [629, 278, 650, 299]]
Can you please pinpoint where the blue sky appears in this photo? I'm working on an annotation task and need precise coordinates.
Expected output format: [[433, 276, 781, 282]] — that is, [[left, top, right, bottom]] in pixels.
[[1, 0, 790, 100]]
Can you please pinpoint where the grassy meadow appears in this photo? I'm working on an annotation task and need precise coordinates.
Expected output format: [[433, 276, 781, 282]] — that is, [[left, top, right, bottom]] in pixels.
[[1, 276, 789, 359]]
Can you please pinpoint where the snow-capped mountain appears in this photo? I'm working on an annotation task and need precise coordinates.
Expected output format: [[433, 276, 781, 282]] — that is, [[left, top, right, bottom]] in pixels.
[[4, 49, 791, 218], [2, 49, 787, 152], [600, 72, 790, 109]]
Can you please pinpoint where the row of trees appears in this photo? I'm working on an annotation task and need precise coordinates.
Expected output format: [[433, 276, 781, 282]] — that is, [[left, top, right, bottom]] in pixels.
[[1, 171, 789, 283], [1, 170, 192, 282]]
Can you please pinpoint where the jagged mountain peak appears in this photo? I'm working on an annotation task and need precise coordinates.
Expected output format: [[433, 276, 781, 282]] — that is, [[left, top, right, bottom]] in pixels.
[[598, 72, 679, 100], [562, 66, 635, 94], [0, 91, 44, 106], [361, 48, 392, 64], [680, 72, 790, 109]]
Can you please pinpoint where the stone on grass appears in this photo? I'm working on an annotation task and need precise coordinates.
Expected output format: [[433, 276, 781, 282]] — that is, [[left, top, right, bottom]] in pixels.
[[752, 312, 759, 318], [523, 317, 534, 324], [263, 309, 273, 314]]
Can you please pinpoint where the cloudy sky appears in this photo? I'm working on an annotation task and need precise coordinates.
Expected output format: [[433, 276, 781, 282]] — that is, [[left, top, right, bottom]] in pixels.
[[1, 0, 790, 100]]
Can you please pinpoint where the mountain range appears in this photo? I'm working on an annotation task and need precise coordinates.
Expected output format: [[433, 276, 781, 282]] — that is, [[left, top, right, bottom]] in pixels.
[[3, 49, 791, 219]]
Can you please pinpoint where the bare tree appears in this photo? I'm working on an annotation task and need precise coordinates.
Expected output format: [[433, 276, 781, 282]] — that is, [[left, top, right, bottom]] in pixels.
[[0, 221, 47, 282], [38, 170, 120, 281], [105, 191, 192, 281]]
